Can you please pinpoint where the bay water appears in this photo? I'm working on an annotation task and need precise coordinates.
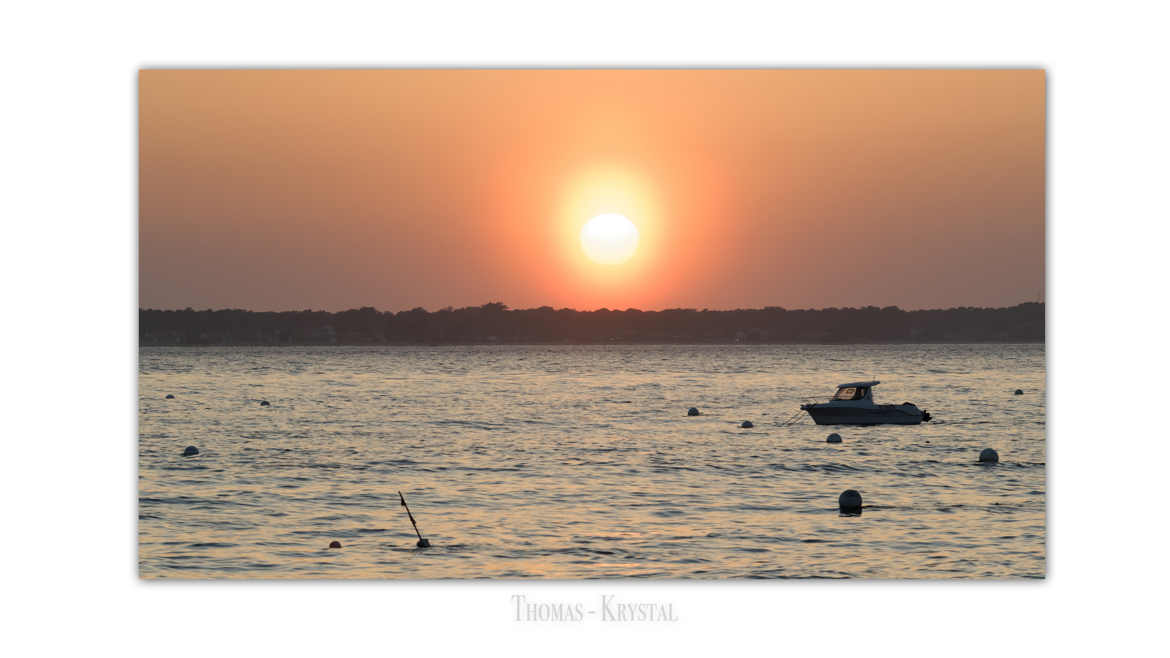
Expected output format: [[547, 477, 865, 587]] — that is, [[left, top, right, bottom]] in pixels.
[[138, 344, 1045, 579]]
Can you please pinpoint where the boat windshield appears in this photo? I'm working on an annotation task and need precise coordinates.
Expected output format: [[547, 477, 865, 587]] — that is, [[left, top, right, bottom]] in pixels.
[[833, 386, 867, 400]]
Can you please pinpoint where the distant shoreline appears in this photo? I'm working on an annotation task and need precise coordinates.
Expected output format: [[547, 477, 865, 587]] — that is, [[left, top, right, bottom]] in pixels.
[[139, 339, 1045, 347], [140, 302, 1043, 346]]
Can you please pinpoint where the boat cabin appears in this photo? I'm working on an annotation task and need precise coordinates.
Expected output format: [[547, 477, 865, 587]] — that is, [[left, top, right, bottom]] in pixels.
[[832, 380, 879, 402]]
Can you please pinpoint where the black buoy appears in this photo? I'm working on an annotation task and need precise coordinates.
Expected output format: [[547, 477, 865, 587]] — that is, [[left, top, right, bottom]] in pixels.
[[838, 489, 863, 514], [687, 407, 700, 416], [979, 448, 999, 463], [260, 400, 270, 407], [182, 446, 199, 457], [328, 540, 342, 549], [1014, 389, 1024, 395], [165, 394, 175, 399], [826, 433, 842, 443], [740, 420, 754, 429]]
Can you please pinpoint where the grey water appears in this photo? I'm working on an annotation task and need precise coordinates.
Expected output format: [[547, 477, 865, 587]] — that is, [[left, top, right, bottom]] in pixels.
[[138, 344, 1045, 579]]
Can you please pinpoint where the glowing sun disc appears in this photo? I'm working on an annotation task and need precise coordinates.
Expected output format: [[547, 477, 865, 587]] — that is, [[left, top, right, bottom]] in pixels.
[[580, 213, 639, 265]]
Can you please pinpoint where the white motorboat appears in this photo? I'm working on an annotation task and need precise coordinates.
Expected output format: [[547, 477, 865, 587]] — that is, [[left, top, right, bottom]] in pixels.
[[799, 380, 931, 425]]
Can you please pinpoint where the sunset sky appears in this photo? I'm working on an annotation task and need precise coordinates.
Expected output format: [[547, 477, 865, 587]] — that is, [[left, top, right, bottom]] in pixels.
[[139, 69, 1044, 312]]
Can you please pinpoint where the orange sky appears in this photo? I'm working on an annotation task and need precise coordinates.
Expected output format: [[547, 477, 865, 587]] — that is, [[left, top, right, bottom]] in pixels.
[[139, 69, 1044, 311]]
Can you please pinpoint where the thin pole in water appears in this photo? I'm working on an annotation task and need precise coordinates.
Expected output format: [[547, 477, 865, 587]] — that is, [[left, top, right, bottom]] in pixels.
[[398, 491, 431, 548]]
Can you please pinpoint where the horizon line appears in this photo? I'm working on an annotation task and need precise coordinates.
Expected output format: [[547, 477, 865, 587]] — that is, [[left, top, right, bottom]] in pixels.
[[139, 300, 1044, 314]]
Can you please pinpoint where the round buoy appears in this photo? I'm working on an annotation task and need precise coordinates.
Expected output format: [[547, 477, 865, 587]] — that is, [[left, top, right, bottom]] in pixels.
[[838, 489, 863, 513], [260, 400, 270, 407], [328, 540, 341, 549], [741, 421, 753, 429], [687, 407, 700, 416], [417, 538, 431, 548], [1014, 389, 1024, 395], [165, 394, 175, 399], [182, 446, 199, 457], [826, 433, 842, 443], [979, 448, 999, 463]]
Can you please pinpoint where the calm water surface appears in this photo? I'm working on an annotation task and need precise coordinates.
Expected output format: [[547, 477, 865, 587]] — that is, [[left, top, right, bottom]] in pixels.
[[138, 344, 1045, 579]]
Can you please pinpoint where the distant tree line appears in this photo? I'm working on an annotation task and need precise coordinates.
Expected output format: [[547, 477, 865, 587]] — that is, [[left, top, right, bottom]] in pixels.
[[139, 302, 1044, 345]]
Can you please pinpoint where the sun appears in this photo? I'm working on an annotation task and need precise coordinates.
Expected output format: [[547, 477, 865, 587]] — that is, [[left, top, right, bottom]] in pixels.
[[580, 213, 639, 265]]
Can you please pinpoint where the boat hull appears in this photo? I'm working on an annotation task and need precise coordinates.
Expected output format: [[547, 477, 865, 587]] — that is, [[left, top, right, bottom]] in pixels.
[[803, 404, 928, 425]]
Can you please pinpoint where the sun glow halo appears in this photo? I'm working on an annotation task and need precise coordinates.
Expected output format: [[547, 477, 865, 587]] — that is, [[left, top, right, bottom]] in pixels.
[[580, 213, 640, 265]]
